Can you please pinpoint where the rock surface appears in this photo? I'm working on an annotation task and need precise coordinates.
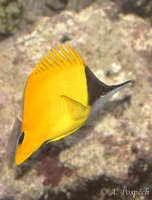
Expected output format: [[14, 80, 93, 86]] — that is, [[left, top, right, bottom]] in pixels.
[[0, 0, 101, 37], [0, 1, 152, 200], [1, 0, 152, 38], [122, 0, 152, 19]]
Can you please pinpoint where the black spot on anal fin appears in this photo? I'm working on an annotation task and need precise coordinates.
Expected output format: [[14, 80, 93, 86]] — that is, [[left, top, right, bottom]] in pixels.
[[85, 66, 111, 105], [18, 132, 25, 145]]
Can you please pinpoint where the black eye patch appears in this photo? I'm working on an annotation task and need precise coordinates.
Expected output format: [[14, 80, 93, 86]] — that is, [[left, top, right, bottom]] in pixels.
[[18, 132, 25, 145]]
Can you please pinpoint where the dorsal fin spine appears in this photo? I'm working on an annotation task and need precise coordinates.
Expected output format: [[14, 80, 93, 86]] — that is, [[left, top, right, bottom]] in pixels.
[[76, 49, 85, 65], [66, 44, 77, 61], [52, 48, 69, 65], [44, 55, 54, 66], [51, 48, 69, 64], [34, 44, 85, 73], [58, 44, 74, 62], [48, 52, 61, 67], [38, 62, 46, 71]]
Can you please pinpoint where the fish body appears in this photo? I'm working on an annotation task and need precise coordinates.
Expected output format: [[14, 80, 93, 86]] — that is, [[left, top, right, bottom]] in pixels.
[[9, 44, 132, 165]]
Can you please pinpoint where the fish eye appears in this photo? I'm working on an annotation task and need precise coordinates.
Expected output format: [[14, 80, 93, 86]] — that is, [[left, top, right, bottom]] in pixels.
[[18, 132, 25, 145]]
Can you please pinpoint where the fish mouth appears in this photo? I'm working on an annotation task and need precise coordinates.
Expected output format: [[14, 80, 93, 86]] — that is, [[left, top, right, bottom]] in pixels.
[[106, 80, 133, 94], [100, 79, 133, 103], [89, 80, 133, 115]]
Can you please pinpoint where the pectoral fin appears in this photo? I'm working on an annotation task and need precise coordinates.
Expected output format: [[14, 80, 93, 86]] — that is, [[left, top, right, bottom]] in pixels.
[[60, 95, 87, 120]]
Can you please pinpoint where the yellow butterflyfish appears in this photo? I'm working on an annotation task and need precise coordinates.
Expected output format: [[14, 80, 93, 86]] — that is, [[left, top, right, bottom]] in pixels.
[[8, 44, 132, 165]]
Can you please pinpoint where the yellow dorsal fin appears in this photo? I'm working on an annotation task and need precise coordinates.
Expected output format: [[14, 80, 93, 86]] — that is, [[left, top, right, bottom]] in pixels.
[[23, 44, 86, 116], [33, 44, 85, 74], [60, 95, 87, 121]]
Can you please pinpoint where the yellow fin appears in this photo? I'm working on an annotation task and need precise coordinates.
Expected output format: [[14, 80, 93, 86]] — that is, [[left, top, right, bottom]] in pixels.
[[33, 44, 85, 74], [61, 95, 87, 120]]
